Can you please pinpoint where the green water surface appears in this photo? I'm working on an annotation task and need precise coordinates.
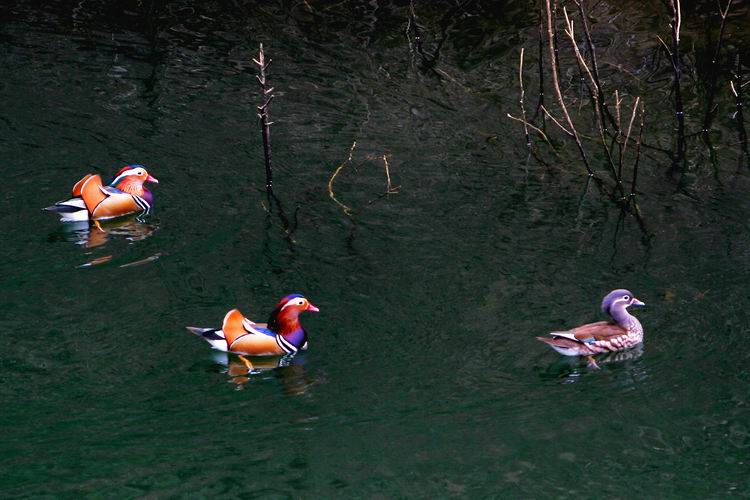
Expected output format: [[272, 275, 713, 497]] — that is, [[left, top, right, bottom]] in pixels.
[[1, 0, 749, 497]]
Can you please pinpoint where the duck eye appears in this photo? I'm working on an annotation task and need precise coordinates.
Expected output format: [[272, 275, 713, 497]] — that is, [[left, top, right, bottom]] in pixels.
[[623, 295, 630, 301]]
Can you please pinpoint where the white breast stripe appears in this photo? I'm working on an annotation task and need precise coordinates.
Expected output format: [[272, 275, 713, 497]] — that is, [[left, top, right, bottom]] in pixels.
[[132, 195, 150, 213], [276, 335, 297, 354]]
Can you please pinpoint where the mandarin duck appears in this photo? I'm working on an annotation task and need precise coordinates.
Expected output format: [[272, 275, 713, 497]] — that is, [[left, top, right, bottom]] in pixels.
[[187, 294, 319, 356], [44, 165, 158, 221], [537, 289, 645, 366]]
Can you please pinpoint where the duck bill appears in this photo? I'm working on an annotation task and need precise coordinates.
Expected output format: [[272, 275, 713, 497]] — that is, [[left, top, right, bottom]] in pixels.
[[146, 175, 159, 184], [631, 298, 645, 306], [307, 303, 320, 312]]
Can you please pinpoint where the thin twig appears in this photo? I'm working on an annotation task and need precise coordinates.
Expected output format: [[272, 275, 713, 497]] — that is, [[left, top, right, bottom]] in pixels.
[[629, 101, 645, 201], [406, 0, 423, 56], [561, 7, 622, 189], [507, 114, 553, 144], [574, 0, 617, 132], [533, 3, 546, 121], [328, 141, 357, 216], [667, 0, 686, 173], [615, 90, 624, 183], [506, 114, 553, 145], [539, 105, 573, 137], [731, 54, 749, 167], [563, 9, 596, 93], [518, 47, 531, 148]]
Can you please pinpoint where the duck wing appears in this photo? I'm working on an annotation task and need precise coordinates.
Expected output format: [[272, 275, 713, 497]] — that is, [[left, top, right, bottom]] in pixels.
[[536, 321, 629, 353], [564, 321, 630, 342]]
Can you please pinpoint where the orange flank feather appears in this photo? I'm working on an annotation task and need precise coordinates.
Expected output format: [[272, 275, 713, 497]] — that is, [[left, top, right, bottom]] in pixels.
[[79, 175, 107, 213], [221, 309, 247, 347], [91, 191, 142, 219], [231, 334, 285, 356]]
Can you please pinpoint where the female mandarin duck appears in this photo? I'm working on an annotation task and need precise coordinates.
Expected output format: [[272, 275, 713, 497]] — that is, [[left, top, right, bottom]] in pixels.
[[44, 165, 158, 221], [187, 294, 319, 356], [537, 289, 645, 366]]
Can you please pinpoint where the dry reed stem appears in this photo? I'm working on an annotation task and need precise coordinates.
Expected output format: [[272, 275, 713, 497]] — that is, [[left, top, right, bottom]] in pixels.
[[562, 10, 596, 93], [615, 91, 622, 131], [671, 0, 681, 43], [615, 90, 624, 182], [622, 96, 640, 157], [328, 141, 357, 216], [543, 0, 593, 176], [383, 155, 401, 194], [574, 0, 617, 132]]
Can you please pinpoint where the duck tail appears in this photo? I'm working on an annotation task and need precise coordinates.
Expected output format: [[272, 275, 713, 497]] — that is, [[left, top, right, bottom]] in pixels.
[[536, 336, 583, 356], [43, 198, 89, 221], [186, 326, 227, 351], [536, 336, 577, 348], [186, 326, 221, 338]]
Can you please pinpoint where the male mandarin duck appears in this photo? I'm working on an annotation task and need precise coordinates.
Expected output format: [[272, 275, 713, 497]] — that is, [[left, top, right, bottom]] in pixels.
[[537, 289, 645, 366], [187, 294, 319, 356], [44, 165, 158, 221]]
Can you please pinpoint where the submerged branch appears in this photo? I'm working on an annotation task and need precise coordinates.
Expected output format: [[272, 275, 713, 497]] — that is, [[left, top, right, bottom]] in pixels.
[[254, 43, 275, 198]]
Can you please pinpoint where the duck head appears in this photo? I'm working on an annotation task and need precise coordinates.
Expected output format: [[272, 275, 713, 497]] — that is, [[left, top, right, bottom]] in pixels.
[[109, 165, 159, 197], [268, 294, 319, 336], [601, 289, 645, 323]]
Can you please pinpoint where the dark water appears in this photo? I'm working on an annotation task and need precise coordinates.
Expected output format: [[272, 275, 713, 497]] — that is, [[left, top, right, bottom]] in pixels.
[[2, 0, 749, 497]]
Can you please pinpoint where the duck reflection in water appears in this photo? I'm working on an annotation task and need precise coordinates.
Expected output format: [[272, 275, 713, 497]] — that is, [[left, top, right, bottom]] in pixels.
[[50, 214, 158, 249], [212, 351, 314, 395], [542, 344, 645, 383], [48, 214, 159, 268]]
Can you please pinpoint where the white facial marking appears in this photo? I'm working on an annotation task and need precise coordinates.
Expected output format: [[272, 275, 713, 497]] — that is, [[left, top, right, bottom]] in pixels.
[[280, 297, 306, 311]]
